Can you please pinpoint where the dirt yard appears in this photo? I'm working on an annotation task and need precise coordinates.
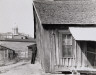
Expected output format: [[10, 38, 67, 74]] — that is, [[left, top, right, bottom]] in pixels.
[[0, 60, 44, 75], [0, 60, 64, 75]]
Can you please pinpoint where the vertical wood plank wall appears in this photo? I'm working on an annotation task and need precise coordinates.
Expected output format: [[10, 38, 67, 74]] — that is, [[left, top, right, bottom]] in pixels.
[[34, 8, 53, 72], [50, 30, 56, 73], [34, 8, 45, 71]]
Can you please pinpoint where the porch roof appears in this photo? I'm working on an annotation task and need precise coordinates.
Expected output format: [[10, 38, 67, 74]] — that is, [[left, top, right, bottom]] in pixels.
[[34, 1, 96, 25], [69, 27, 96, 41]]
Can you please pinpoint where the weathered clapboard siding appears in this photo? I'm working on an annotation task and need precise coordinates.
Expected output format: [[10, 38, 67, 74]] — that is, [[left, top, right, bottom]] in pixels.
[[43, 30, 51, 72], [34, 6, 52, 72], [50, 30, 57, 73], [34, 6, 44, 71], [34, 11, 58, 72]]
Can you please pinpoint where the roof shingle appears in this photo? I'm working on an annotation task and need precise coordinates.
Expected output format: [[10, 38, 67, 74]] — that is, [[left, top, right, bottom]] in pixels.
[[34, 1, 96, 24]]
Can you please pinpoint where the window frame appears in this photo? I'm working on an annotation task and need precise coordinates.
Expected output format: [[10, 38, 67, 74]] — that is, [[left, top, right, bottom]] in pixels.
[[59, 30, 73, 58]]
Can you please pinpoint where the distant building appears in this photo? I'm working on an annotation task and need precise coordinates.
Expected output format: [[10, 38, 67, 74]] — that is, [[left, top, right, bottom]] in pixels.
[[0, 27, 31, 40]]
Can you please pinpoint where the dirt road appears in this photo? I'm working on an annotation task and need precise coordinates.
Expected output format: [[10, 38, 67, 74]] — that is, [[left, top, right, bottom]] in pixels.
[[0, 61, 46, 75]]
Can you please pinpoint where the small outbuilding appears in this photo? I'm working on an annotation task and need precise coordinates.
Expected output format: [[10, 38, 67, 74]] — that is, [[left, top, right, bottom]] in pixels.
[[0, 45, 15, 65], [0, 41, 33, 59]]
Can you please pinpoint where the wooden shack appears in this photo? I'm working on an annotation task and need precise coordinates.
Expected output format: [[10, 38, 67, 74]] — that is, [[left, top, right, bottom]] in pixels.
[[0, 45, 15, 65], [33, 1, 96, 75], [0, 41, 33, 59]]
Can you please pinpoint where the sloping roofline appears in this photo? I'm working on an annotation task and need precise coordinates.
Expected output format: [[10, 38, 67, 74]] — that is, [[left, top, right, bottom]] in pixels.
[[0, 45, 15, 51], [33, 1, 96, 25]]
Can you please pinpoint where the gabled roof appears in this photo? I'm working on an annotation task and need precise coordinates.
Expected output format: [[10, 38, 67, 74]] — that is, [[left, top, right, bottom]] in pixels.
[[0, 41, 35, 52], [34, 1, 96, 24]]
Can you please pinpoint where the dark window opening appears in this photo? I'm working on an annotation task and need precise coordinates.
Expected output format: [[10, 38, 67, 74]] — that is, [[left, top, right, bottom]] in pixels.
[[87, 41, 96, 67]]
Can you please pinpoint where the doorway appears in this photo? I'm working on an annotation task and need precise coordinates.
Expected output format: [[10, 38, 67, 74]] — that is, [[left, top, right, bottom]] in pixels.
[[87, 42, 96, 68]]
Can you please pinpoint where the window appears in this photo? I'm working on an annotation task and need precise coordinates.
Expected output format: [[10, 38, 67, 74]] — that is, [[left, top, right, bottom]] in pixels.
[[61, 34, 72, 57]]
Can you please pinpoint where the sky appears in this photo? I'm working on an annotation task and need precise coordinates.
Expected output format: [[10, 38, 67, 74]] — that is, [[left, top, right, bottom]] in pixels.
[[0, 0, 34, 37]]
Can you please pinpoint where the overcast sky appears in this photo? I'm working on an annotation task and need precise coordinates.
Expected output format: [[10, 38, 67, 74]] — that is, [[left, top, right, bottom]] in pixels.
[[0, 0, 34, 37]]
